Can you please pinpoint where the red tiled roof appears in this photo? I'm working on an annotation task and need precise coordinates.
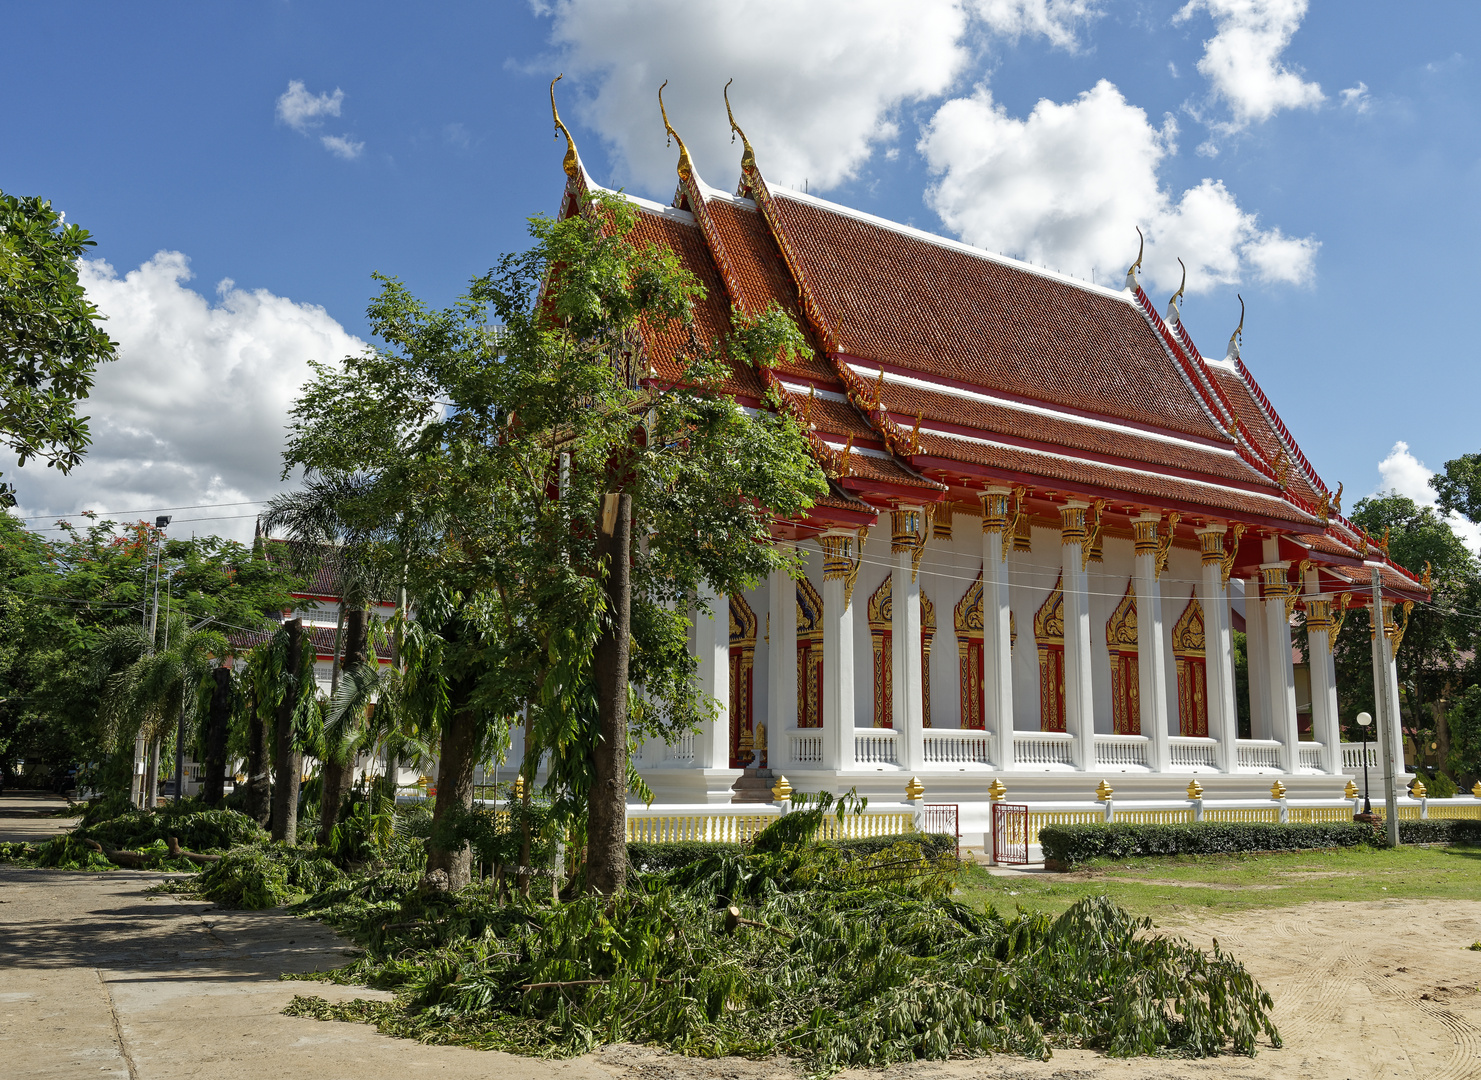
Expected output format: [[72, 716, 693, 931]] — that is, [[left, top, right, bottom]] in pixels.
[[766, 192, 1231, 442]]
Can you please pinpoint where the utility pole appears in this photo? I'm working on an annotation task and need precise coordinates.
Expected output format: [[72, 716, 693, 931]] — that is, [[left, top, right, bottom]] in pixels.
[[1370, 567, 1400, 847], [134, 515, 170, 809]]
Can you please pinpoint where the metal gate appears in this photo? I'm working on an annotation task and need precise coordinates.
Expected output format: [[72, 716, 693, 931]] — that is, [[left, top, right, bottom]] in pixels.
[[921, 803, 959, 855], [992, 802, 1029, 866]]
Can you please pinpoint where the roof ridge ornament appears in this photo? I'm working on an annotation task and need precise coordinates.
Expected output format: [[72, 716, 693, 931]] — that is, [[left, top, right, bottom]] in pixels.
[[550, 74, 580, 181], [724, 79, 758, 177], [1226, 294, 1244, 362], [657, 80, 694, 181], [1166, 257, 1186, 327], [1125, 226, 1144, 290]]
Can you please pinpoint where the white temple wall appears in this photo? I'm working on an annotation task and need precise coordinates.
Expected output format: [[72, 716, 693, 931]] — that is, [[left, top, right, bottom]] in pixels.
[[1088, 538, 1131, 734], [1162, 546, 1202, 737]]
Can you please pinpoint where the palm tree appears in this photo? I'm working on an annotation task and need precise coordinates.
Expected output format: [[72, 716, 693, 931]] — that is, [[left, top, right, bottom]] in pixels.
[[263, 475, 401, 844], [93, 615, 226, 807]]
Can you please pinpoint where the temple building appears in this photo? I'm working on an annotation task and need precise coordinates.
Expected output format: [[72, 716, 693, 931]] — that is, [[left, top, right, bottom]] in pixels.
[[548, 86, 1428, 807]]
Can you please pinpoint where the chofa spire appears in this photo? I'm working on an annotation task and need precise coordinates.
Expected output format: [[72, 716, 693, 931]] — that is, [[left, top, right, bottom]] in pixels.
[[1166, 257, 1186, 327], [1225, 294, 1244, 362], [550, 74, 580, 181], [724, 79, 757, 175], [657, 80, 694, 181], [1125, 226, 1144, 290]]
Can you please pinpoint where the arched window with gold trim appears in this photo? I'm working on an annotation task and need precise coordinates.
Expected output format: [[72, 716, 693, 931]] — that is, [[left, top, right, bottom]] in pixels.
[[1034, 575, 1066, 732], [728, 594, 757, 767], [866, 577, 936, 728], [953, 572, 1015, 730], [1106, 580, 1139, 735], [1172, 593, 1208, 737], [796, 577, 824, 729]]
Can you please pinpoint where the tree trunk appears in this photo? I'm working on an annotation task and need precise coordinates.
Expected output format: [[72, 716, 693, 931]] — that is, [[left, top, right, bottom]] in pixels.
[[202, 666, 233, 806], [244, 687, 270, 826], [145, 738, 160, 809], [271, 619, 304, 844], [319, 606, 367, 845], [426, 708, 478, 890], [587, 492, 632, 895]]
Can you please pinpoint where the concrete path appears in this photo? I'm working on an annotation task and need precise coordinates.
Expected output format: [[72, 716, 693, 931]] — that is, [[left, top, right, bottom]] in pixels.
[[0, 792, 74, 844], [0, 866, 613, 1080]]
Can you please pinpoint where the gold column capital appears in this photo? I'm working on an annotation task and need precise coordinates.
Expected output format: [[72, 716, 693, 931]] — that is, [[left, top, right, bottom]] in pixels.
[[820, 532, 854, 581], [1059, 501, 1088, 544]]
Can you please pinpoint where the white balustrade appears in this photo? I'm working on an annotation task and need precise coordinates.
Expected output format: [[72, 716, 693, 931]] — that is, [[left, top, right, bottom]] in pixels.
[[1094, 734, 1150, 769], [663, 734, 695, 764], [1235, 739, 1282, 771], [1341, 742, 1379, 770], [1297, 743, 1324, 773], [854, 729, 901, 766], [1013, 731, 1076, 769], [788, 730, 824, 766], [922, 728, 993, 766], [1168, 736, 1218, 771]]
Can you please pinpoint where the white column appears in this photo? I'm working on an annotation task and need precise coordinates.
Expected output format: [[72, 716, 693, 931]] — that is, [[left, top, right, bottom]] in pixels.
[[980, 487, 1015, 771], [1059, 501, 1095, 771], [1197, 525, 1238, 773], [694, 581, 730, 769], [767, 566, 797, 767], [1132, 513, 1172, 772], [819, 532, 856, 772], [891, 508, 925, 772], [1244, 575, 1270, 739], [1376, 600, 1406, 774], [1259, 553, 1300, 772], [1303, 568, 1342, 774]]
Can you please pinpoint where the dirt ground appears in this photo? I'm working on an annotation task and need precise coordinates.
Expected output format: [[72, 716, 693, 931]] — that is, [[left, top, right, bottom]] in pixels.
[[2, 811, 1479, 1080]]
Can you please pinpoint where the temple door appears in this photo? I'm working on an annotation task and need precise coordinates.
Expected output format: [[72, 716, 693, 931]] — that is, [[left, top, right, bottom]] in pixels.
[[1106, 581, 1140, 735], [867, 577, 893, 728], [728, 594, 757, 767], [954, 570, 1015, 731], [1172, 593, 1208, 737], [796, 577, 824, 729], [1034, 575, 1066, 732], [866, 576, 937, 729]]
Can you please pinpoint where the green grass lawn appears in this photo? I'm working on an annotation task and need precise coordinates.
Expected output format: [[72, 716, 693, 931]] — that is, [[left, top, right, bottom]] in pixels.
[[956, 844, 1481, 921]]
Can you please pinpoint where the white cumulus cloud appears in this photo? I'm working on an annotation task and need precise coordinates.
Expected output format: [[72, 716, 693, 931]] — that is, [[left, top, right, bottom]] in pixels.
[[1175, 0, 1324, 131], [276, 79, 363, 160], [971, 0, 1102, 51], [1340, 81, 1371, 113], [9, 253, 366, 543], [919, 80, 1318, 292], [1375, 441, 1481, 556], [537, 0, 972, 196]]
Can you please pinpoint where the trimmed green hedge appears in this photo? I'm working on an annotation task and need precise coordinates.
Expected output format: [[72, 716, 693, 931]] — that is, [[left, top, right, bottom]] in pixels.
[[1399, 819, 1481, 845], [1039, 821, 1381, 867], [626, 831, 957, 875]]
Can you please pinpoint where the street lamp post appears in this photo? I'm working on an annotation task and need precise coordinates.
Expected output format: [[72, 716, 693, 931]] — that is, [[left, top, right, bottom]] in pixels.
[[1355, 711, 1374, 815]]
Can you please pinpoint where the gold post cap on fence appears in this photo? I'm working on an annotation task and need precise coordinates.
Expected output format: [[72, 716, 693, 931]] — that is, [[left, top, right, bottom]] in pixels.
[[1186, 779, 1204, 800], [1411, 778, 1427, 798], [1095, 779, 1114, 802], [1269, 780, 1287, 800], [905, 776, 925, 801], [1344, 779, 1359, 799], [770, 775, 793, 801], [988, 778, 1007, 801], [1473, 780, 1481, 799], [513, 774, 525, 800]]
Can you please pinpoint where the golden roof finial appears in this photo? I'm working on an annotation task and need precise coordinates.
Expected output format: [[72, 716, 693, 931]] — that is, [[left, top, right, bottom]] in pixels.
[[724, 78, 757, 174], [1171, 257, 1187, 306], [657, 80, 693, 181], [1126, 225, 1144, 285], [550, 74, 580, 181], [1227, 293, 1244, 360], [1332, 481, 1343, 514]]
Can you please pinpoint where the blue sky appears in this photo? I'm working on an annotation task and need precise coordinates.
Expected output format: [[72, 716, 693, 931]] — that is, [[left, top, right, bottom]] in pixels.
[[3, 1, 1478, 545]]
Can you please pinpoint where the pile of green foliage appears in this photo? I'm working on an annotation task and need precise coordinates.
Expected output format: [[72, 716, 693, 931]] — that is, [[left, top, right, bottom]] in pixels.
[[74, 799, 266, 852], [1039, 821, 1384, 867], [276, 808, 1278, 1072], [197, 845, 348, 909]]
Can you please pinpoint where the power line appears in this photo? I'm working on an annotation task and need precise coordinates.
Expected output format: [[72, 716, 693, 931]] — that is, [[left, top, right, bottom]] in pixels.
[[10, 500, 270, 523]]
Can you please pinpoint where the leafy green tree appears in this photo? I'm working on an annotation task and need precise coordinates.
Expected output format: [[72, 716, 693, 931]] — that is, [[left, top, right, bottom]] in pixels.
[[280, 194, 826, 890], [1431, 452, 1481, 525], [1446, 684, 1481, 785], [1333, 493, 1480, 764], [0, 191, 117, 494]]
